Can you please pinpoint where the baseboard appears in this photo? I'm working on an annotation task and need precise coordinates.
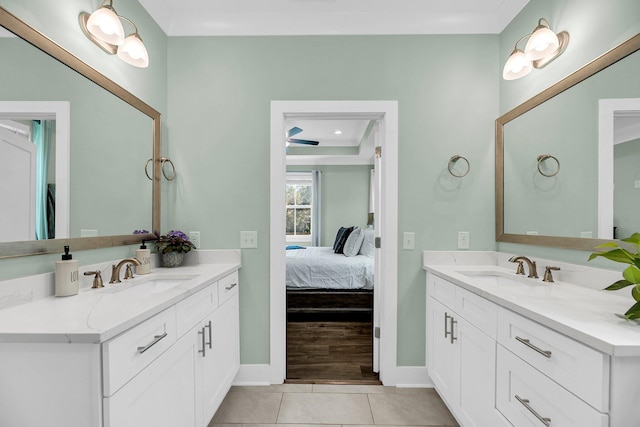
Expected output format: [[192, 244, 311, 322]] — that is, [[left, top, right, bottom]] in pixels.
[[232, 364, 274, 386], [390, 366, 433, 388]]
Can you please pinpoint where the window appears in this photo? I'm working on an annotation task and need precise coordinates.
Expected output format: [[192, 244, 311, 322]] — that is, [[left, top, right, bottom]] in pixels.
[[286, 173, 312, 242]]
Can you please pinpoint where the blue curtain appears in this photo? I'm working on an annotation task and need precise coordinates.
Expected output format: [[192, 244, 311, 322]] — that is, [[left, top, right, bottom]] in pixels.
[[311, 170, 322, 246], [33, 120, 53, 240]]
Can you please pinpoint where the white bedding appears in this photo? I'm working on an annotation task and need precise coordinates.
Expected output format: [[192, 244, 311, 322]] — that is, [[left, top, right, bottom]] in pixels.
[[286, 246, 374, 290]]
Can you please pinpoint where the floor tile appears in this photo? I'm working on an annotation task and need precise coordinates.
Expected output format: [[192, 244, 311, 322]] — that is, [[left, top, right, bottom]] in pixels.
[[210, 391, 283, 424], [277, 392, 374, 424], [312, 384, 391, 394], [368, 390, 458, 426]]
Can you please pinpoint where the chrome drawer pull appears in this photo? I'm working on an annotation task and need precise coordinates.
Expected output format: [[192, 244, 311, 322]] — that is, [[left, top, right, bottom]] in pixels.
[[444, 312, 452, 338], [137, 332, 168, 354], [515, 395, 551, 426], [205, 320, 212, 349], [225, 282, 238, 291], [198, 327, 206, 357], [515, 336, 552, 358], [450, 317, 457, 344]]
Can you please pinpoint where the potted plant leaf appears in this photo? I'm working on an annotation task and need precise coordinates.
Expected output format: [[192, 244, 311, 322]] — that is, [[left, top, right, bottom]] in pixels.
[[155, 230, 196, 268], [589, 232, 640, 320]]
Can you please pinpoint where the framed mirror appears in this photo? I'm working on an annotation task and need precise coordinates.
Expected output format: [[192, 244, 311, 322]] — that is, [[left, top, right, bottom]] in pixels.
[[0, 7, 160, 258], [496, 33, 640, 251]]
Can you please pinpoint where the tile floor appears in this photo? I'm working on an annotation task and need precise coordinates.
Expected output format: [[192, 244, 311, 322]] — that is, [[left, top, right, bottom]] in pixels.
[[209, 384, 459, 427]]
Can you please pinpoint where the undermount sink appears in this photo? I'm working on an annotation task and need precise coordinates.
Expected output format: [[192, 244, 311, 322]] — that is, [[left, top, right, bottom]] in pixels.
[[458, 270, 539, 287], [110, 275, 198, 296]]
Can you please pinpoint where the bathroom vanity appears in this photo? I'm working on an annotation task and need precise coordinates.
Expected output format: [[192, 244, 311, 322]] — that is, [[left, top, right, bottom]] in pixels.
[[0, 257, 240, 427], [424, 251, 640, 427]]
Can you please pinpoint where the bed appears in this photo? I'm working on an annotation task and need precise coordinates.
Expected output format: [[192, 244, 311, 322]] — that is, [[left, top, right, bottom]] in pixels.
[[286, 246, 374, 320]]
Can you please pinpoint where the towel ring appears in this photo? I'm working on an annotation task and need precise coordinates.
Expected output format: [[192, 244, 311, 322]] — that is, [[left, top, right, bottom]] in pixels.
[[448, 155, 470, 178], [145, 157, 176, 181], [537, 154, 560, 177]]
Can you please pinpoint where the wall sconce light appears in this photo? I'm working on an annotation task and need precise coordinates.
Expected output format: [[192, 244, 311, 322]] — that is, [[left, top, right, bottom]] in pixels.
[[503, 18, 569, 80], [79, 0, 149, 68]]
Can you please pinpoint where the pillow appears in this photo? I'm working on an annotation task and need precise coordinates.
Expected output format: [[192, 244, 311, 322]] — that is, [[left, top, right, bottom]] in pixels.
[[343, 227, 365, 257], [334, 226, 355, 254], [359, 228, 375, 257], [332, 227, 348, 251]]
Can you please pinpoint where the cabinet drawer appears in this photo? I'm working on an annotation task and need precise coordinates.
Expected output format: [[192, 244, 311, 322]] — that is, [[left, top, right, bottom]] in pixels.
[[427, 273, 456, 308], [497, 308, 609, 411], [218, 271, 239, 305], [102, 307, 177, 396], [176, 282, 218, 337], [455, 286, 498, 339], [496, 346, 608, 427]]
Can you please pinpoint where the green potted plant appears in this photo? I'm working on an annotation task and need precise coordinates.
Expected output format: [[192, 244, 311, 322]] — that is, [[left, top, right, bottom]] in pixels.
[[155, 230, 196, 268], [589, 232, 640, 320]]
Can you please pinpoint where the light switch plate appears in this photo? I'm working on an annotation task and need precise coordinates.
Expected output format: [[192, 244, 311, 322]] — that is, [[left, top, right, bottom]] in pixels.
[[240, 231, 258, 248], [403, 232, 415, 250], [188, 231, 200, 249], [457, 231, 470, 249]]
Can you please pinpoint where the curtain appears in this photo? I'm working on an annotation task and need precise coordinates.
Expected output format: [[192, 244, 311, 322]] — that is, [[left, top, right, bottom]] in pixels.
[[311, 170, 322, 246], [33, 120, 53, 240]]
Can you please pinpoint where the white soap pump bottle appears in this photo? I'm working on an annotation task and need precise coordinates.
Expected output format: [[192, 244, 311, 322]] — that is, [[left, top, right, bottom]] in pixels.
[[55, 245, 79, 297], [135, 241, 151, 275]]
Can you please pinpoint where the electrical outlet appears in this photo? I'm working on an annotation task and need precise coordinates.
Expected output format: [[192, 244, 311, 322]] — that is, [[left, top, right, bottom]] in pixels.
[[457, 231, 470, 249], [635, 180, 640, 188], [188, 231, 200, 249], [403, 232, 415, 250], [580, 231, 593, 238], [80, 229, 98, 237], [240, 231, 258, 248], [525, 231, 539, 235]]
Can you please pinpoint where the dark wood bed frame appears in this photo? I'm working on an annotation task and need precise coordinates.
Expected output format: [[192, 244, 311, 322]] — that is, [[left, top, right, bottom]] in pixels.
[[286, 288, 373, 321]]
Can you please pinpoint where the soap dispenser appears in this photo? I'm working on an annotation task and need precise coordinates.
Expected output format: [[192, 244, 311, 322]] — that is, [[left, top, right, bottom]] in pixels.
[[135, 241, 151, 275], [55, 246, 79, 297]]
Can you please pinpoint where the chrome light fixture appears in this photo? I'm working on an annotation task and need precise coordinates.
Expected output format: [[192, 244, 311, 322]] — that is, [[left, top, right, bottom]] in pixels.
[[503, 18, 569, 80], [79, 0, 149, 68]]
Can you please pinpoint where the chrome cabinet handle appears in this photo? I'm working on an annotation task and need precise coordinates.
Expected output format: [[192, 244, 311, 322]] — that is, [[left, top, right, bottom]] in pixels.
[[450, 317, 457, 344], [137, 332, 168, 354], [198, 327, 206, 357], [205, 320, 212, 349], [515, 395, 551, 426], [444, 312, 452, 338], [225, 282, 238, 291], [515, 336, 552, 358]]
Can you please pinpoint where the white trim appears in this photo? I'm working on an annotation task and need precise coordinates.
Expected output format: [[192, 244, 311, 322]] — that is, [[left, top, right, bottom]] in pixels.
[[393, 366, 433, 388], [0, 101, 70, 239], [598, 98, 640, 239], [232, 364, 272, 386], [270, 100, 399, 385]]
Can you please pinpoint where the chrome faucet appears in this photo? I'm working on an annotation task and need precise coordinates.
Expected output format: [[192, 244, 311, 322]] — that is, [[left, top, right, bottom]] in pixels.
[[110, 258, 142, 284], [509, 256, 538, 278]]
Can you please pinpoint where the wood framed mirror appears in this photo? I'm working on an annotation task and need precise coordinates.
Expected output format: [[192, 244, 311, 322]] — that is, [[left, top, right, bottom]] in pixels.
[[0, 6, 160, 258], [496, 33, 640, 251]]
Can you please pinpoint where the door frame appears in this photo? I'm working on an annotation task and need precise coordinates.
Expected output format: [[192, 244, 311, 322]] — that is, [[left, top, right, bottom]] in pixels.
[[269, 100, 398, 384]]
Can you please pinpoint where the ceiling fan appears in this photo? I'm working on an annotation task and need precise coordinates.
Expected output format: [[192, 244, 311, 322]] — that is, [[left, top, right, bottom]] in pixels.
[[286, 126, 319, 146]]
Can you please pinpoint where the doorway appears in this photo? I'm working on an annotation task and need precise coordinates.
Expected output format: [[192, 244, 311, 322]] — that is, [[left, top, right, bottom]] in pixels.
[[269, 101, 399, 385]]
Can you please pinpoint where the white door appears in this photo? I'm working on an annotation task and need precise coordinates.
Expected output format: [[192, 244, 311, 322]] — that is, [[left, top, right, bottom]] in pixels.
[[372, 122, 382, 373], [0, 122, 36, 241]]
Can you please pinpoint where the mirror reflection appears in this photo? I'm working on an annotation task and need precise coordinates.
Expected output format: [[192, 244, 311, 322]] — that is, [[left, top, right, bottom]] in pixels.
[[502, 48, 640, 240], [0, 30, 153, 244]]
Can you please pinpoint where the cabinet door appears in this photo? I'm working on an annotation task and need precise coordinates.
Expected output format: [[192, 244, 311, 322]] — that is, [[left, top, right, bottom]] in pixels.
[[202, 293, 240, 424], [427, 297, 459, 408], [104, 332, 198, 427], [458, 316, 511, 427]]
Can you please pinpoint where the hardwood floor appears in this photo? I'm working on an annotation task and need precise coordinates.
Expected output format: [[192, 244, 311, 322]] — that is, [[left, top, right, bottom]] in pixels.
[[286, 321, 380, 383]]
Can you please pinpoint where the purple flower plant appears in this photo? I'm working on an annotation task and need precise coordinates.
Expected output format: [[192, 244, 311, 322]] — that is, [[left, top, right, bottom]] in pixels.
[[155, 230, 196, 253]]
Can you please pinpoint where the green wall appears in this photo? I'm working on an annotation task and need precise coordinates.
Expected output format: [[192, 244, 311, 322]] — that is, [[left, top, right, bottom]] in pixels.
[[167, 35, 500, 365], [287, 165, 372, 246], [498, 0, 640, 266]]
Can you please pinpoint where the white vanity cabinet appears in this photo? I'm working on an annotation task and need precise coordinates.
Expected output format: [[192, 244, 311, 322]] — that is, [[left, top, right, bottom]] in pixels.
[[426, 273, 510, 427], [0, 267, 240, 427]]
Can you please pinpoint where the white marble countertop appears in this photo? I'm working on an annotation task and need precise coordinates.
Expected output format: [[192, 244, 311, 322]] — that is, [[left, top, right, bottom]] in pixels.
[[0, 263, 240, 344], [424, 261, 640, 357]]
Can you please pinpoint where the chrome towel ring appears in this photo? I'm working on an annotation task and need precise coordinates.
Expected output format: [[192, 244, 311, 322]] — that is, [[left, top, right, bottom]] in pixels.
[[448, 155, 470, 178], [537, 154, 560, 177], [145, 157, 176, 181]]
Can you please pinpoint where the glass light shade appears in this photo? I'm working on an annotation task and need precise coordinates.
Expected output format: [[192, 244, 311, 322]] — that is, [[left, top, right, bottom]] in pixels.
[[524, 26, 559, 61], [117, 34, 149, 68], [503, 49, 533, 80], [86, 7, 125, 46]]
